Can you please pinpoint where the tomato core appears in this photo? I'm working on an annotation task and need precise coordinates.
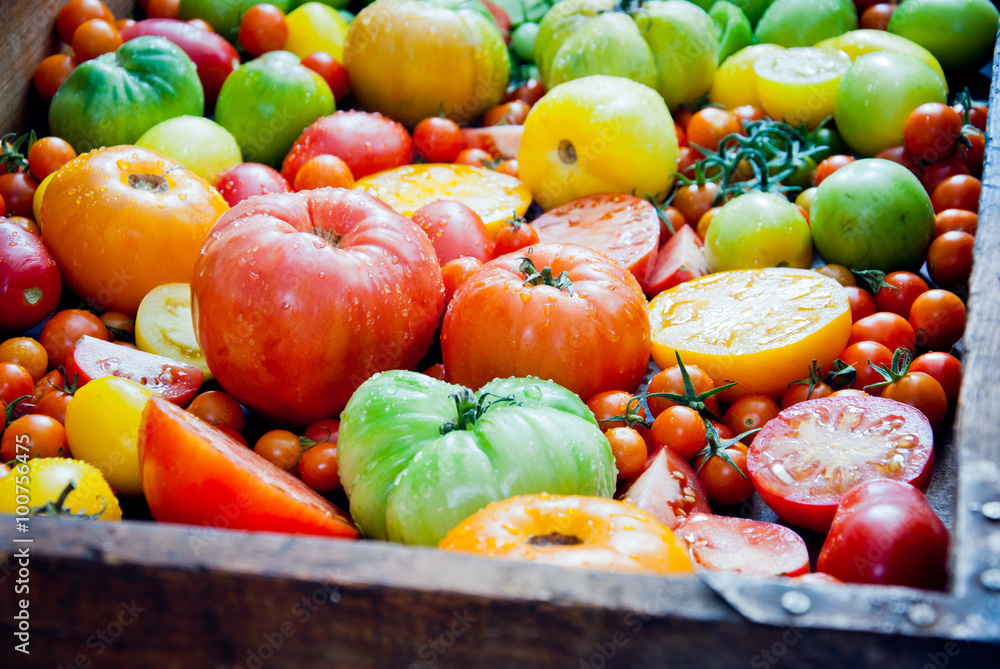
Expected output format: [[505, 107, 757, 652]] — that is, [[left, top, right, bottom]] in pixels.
[[24, 287, 43, 305], [527, 532, 583, 547], [310, 226, 343, 247], [558, 139, 577, 165], [127, 173, 169, 193]]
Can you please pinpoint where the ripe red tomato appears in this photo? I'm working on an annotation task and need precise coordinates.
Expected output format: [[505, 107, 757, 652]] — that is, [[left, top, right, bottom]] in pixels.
[[606, 427, 648, 479], [723, 394, 780, 436], [909, 289, 966, 351], [494, 158, 518, 178], [903, 102, 962, 162], [146, 0, 181, 20], [33, 387, 73, 425], [493, 217, 538, 256], [39, 309, 110, 370], [646, 363, 720, 418], [838, 341, 895, 394], [650, 405, 706, 461], [675, 513, 810, 576], [813, 155, 855, 186], [0, 414, 69, 461], [874, 145, 923, 178], [586, 390, 652, 446], [880, 371, 948, 429], [780, 380, 833, 409], [859, 3, 896, 30], [0, 362, 33, 409], [643, 224, 708, 297], [953, 101, 988, 131], [71, 18, 122, 62], [33, 54, 76, 100], [187, 391, 245, 433], [504, 78, 545, 106], [620, 447, 711, 530], [818, 479, 948, 589], [303, 418, 339, 445], [441, 256, 483, 306], [686, 108, 741, 152], [482, 100, 530, 127], [845, 286, 877, 322], [412, 200, 495, 265], [454, 148, 493, 167], [0, 337, 47, 381], [932, 174, 980, 214], [694, 442, 754, 506], [238, 3, 288, 58], [301, 52, 350, 101], [873, 271, 928, 317], [27, 137, 77, 182], [927, 230, 974, 289], [748, 395, 934, 532], [214, 162, 291, 207], [56, 0, 115, 44], [254, 429, 304, 472], [848, 312, 916, 354], [934, 208, 977, 238], [920, 159, 969, 194], [673, 181, 721, 226], [955, 129, 985, 176], [413, 117, 464, 163], [299, 442, 340, 493], [911, 351, 961, 406], [0, 220, 62, 333], [0, 172, 38, 219]]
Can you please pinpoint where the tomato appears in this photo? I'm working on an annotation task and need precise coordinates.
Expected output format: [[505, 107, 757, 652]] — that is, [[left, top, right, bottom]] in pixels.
[[140, 395, 358, 537], [0, 338, 47, 382], [303, 418, 339, 445], [848, 312, 916, 355], [33, 54, 75, 101], [909, 289, 965, 351], [413, 117, 464, 163], [505, 78, 545, 106], [818, 479, 948, 589], [887, 0, 998, 73], [1, 414, 69, 461], [753, 47, 851, 129], [839, 340, 895, 394], [254, 429, 304, 472], [71, 18, 122, 61], [300, 51, 350, 102], [56, 0, 115, 44], [193, 189, 444, 427], [461, 125, 524, 161], [812, 155, 855, 187], [872, 271, 928, 317], [441, 257, 483, 307], [911, 351, 961, 406], [586, 390, 651, 445], [0, 222, 60, 334], [921, 159, 970, 194], [931, 174, 980, 214], [452, 148, 490, 168], [934, 208, 977, 238], [135, 283, 211, 381], [673, 181, 721, 226], [705, 191, 813, 272], [723, 394, 780, 436], [33, 385, 73, 426], [0, 362, 33, 411], [875, 144, 924, 178], [815, 264, 856, 288], [136, 115, 242, 184], [749, 395, 934, 532], [187, 390, 244, 433], [881, 371, 948, 429], [214, 162, 291, 207], [657, 206, 687, 246], [0, 172, 38, 219], [412, 200, 495, 265], [32, 370, 65, 404], [530, 193, 660, 286], [147, 0, 181, 19], [238, 3, 288, 57], [845, 285, 877, 323], [955, 129, 985, 176], [0, 458, 120, 521], [440, 493, 693, 575], [927, 230, 974, 289], [781, 379, 833, 409], [293, 155, 355, 191], [643, 225, 708, 298], [482, 100, 531, 127], [41, 146, 229, 314], [620, 446, 711, 530], [39, 310, 109, 371], [710, 44, 785, 110], [65, 335, 203, 406], [442, 243, 651, 402], [27, 137, 76, 183], [494, 216, 539, 256], [695, 441, 754, 506], [650, 406, 707, 461], [99, 311, 135, 343], [859, 3, 895, 30], [903, 102, 962, 162], [605, 427, 648, 480], [686, 108, 742, 152], [299, 442, 340, 493], [675, 513, 810, 577]]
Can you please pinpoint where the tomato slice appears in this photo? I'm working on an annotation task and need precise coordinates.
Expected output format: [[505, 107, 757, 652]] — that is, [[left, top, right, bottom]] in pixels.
[[643, 224, 707, 297], [530, 193, 660, 286], [461, 126, 523, 160], [135, 282, 212, 382], [748, 396, 934, 533], [675, 513, 810, 576], [66, 335, 203, 406], [619, 447, 711, 530], [138, 396, 359, 539]]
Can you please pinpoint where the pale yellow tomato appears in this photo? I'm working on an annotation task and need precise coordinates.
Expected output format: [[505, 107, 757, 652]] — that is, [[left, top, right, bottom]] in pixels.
[[710, 43, 784, 109], [0, 458, 121, 521], [136, 283, 212, 381], [136, 116, 241, 184], [284, 2, 349, 61], [753, 47, 851, 128]]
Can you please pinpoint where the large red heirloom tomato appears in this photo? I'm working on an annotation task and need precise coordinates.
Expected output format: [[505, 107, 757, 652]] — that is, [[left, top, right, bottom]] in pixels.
[[192, 188, 445, 426]]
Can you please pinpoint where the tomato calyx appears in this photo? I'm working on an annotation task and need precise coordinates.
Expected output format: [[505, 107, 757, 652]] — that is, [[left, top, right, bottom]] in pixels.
[[3, 394, 31, 427], [0, 131, 34, 174], [599, 394, 651, 431], [28, 481, 107, 521], [851, 268, 891, 295], [440, 388, 519, 435], [786, 359, 825, 398], [518, 255, 575, 295], [866, 347, 915, 392], [694, 420, 757, 479], [642, 352, 735, 421], [644, 193, 676, 235]]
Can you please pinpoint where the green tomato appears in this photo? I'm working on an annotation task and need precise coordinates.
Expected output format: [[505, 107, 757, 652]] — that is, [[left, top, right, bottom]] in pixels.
[[755, 0, 856, 47], [491, 0, 552, 26], [689, 0, 776, 25], [180, 0, 295, 43], [636, 1, 719, 111], [545, 11, 657, 91], [888, 0, 999, 73], [810, 159, 935, 273], [338, 371, 617, 546], [215, 51, 334, 167], [49, 37, 203, 153], [705, 191, 813, 273], [512, 22, 541, 63], [834, 51, 946, 157], [136, 116, 241, 184], [710, 1, 754, 62], [810, 127, 845, 162]]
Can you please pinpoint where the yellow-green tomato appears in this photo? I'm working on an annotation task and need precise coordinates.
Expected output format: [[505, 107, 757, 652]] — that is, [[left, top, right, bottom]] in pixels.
[[65, 376, 154, 497], [137, 116, 242, 184], [705, 191, 813, 273], [285, 2, 350, 61]]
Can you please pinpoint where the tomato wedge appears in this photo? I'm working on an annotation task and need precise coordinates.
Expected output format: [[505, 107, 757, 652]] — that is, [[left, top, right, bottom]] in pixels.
[[748, 396, 934, 533], [530, 193, 660, 286], [461, 126, 524, 160], [138, 396, 359, 539], [619, 447, 710, 530], [66, 335, 203, 406], [675, 513, 810, 576], [643, 224, 707, 297]]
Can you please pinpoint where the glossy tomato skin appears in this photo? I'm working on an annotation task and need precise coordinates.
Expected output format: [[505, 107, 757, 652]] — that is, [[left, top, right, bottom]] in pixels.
[[818, 479, 948, 590], [441, 243, 651, 402], [0, 220, 61, 333], [192, 189, 444, 427], [280, 110, 412, 185], [213, 162, 291, 207], [412, 200, 494, 265]]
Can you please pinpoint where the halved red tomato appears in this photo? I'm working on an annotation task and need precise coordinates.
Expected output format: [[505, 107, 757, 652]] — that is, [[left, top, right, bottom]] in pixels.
[[675, 513, 810, 576], [619, 447, 710, 530], [529, 193, 660, 286], [138, 395, 359, 538], [748, 396, 934, 533], [461, 125, 523, 160], [642, 224, 707, 297]]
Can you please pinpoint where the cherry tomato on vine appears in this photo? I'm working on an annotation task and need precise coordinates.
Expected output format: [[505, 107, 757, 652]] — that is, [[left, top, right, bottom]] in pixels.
[[838, 341, 895, 394], [873, 271, 928, 317], [238, 4, 288, 58], [646, 363, 720, 418], [909, 289, 966, 351], [650, 405, 707, 461], [673, 181, 721, 226], [587, 390, 651, 446], [413, 117, 464, 163]]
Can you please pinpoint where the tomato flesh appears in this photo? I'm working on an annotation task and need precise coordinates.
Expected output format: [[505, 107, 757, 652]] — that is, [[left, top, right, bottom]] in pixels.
[[643, 225, 707, 297], [675, 513, 810, 577], [619, 447, 711, 530]]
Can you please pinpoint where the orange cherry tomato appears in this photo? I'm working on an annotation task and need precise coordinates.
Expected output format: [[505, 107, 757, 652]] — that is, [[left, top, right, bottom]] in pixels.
[[71, 18, 122, 62], [605, 426, 648, 479], [33, 54, 76, 101], [293, 155, 355, 190], [27, 137, 77, 182]]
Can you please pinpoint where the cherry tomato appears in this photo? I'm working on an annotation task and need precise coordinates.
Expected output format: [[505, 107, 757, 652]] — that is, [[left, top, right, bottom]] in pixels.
[[673, 181, 721, 226], [955, 129, 985, 176], [815, 264, 856, 288], [454, 148, 493, 168], [303, 418, 339, 445], [238, 3, 288, 57], [0, 172, 38, 218], [646, 363, 720, 418], [441, 256, 483, 305], [921, 159, 969, 194], [605, 426, 648, 479], [927, 230, 974, 289], [299, 442, 340, 493], [874, 145, 924, 178], [56, 0, 114, 44], [493, 217, 538, 256], [27, 137, 77, 183], [32, 370, 64, 404], [38, 309, 110, 370], [686, 108, 741, 152], [254, 429, 304, 472], [813, 155, 855, 186], [413, 117, 464, 163], [903, 102, 962, 162], [934, 208, 977, 238], [99, 311, 135, 342], [845, 286, 877, 323], [723, 394, 779, 436], [730, 105, 766, 128], [33, 387, 73, 425], [494, 158, 518, 178], [187, 391, 245, 433], [215, 425, 247, 447], [909, 289, 966, 351], [145, 0, 181, 20], [881, 371, 948, 429], [911, 351, 961, 406], [186, 18, 212, 32], [504, 78, 545, 106], [300, 52, 350, 101], [412, 200, 494, 265], [848, 312, 916, 354], [676, 146, 701, 179], [0, 362, 33, 409], [931, 174, 980, 214], [1, 414, 69, 461], [780, 380, 833, 409], [675, 513, 810, 576], [482, 100, 530, 127], [838, 341, 895, 394], [859, 3, 895, 30], [650, 405, 706, 461], [873, 271, 928, 317], [71, 18, 122, 62], [0, 337, 47, 381], [421, 363, 448, 381], [292, 155, 355, 191], [694, 443, 753, 506], [116, 18, 137, 31], [587, 390, 652, 443], [657, 206, 687, 246]]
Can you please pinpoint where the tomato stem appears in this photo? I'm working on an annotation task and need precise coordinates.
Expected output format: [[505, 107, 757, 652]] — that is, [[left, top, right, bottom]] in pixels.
[[440, 390, 518, 435], [517, 256, 575, 295]]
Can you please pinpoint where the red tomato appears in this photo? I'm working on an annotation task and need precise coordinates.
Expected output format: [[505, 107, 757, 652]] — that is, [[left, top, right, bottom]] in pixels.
[[723, 394, 780, 436], [494, 158, 518, 178], [33, 387, 73, 425], [413, 117, 464, 163], [292, 155, 355, 190], [303, 418, 339, 445], [673, 181, 721, 226], [0, 172, 38, 219], [686, 108, 741, 152], [0, 337, 47, 381], [65, 335, 203, 406], [56, 0, 114, 44], [187, 390, 244, 433], [0, 414, 69, 461], [504, 78, 545, 106], [192, 189, 444, 427], [32, 370, 64, 404], [953, 101, 988, 132], [694, 442, 754, 506], [0, 362, 33, 409], [934, 209, 977, 238], [911, 352, 961, 406], [301, 52, 350, 102], [281, 111, 412, 184], [441, 244, 651, 402], [530, 193, 660, 286], [781, 380, 833, 409], [586, 390, 652, 446], [0, 220, 62, 333], [748, 395, 934, 532], [39, 310, 110, 371], [441, 256, 483, 306], [676, 146, 701, 179], [299, 442, 340, 493], [27, 137, 77, 182], [927, 230, 974, 289], [675, 513, 810, 576], [481, 100, 530, 127], [214, 162, 291, 207], [903, 102, 962, 162], [931, 174, 980, 214], [955, 129, 985, 176], [412, 200, 495, 265], [657, 206, 687, 245], [606, 426, 648, 479], [880, 371, 948, 429], [620, 447, 711, 530], [650, 405, 706, 461], [874, 145, 923, 178], [817, 479, 948, 589], [920, 159, 969, 194], [839, 341, 895, 394], [845, 286, 877, 323], [909, 289, 966, 351], [146, 0, 181, 19], [859, 3, 895, 30], [813, 155, 855, 186], [238, 3, 288, 58], [646, 362, 720, 418], [254, 429, 304, 472], [873, 271, 928, 317], [493, 216, 538, 256], [71, 18, 122, 62], [642, 224, 707, 297], [454, 148, 493, 168], [138, 395, 359, 538], [730, 104, 765, 128], [848, 312, 916, 354], [33, 54, 75, 101]]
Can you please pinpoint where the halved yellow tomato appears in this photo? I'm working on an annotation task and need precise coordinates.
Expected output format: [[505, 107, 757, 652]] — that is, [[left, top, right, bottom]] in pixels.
[[648, 268, 852, 402], [355, 164, 531, 236], [753, 47, 851, 128], [135, 283, 212, 382]]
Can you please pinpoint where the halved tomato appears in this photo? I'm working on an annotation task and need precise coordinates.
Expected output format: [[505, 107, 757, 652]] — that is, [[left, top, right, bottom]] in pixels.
[[619, 447, 710, 530], [643, 224, 707, 297], [529, 193, 660, 286], [138, 395, 359, 538], [461, 125, 524, 160], [675, 513, 810, 576], [748, 395, 934, 533]]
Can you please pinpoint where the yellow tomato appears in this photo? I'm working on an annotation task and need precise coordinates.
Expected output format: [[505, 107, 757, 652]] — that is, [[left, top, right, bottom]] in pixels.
[[64, 377, 154, 497], [440, 493, 694, 575], [136, 116, 242, 184], [815, 30, 946, 89], [518, 75, 679, 211], [284, 2, 349, 61], [32, 172, 54, 227], [648, 269, 852, 402], [136, 283, 212, 381], [0, 457, 121, 521], [709, 43, 784, 109], [753, 47, 851, 129], [355, 164, 531, 237]]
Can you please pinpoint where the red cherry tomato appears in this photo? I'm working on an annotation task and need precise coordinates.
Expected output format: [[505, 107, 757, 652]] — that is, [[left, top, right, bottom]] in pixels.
[[911, 351, 961, 406], [859, 3, 895, 30], [650, 405, 706, 461], [903, 102, 962, 162], [493, 217, 538, 256], [813, 155, 855, 186], [299, 442, 341, 493], [412, 200, 495, 265], [71, 18, 122, 62], [238, 3, 288, 57], [56, 0, 114, 44], [28, 137, 77, 182], [481, 100, 530, 127], [722, 394, 779, 436], [934, 208, 977, 238], [873, 271, 928, 317], [845, 285, 877, 323], [301, 52, 350, 101], [848, 312, 916, 354], [606, 426, 648, 479], [187, 390, 245, 433], [413, 117, 464, 163], [686, 108, 742, 152], [927, 230, 974, 289], [0, 362, 33, 409], [441, 256, 483, 306], [908, 289, 966, 351], [293, 155, 355, 191], [0, 172, 39, 219], [921, 159, 969, 194], [838, 341, 895, 394], [694, 442, 754, 506], [214, 162, 291, 207], [931, 174, 980, 214]]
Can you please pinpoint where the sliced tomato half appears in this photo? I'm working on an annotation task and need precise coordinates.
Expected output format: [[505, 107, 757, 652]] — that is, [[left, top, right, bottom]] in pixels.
[[619, 447, 710, 530], [675, 513, 810, 576], [530, 193, 660, 286], [138, 396, 359, 539], [642, 224, 707, 297], [461, 126, 523, 160], [66, 335, 203, 406], [748, 396, 934, 533]]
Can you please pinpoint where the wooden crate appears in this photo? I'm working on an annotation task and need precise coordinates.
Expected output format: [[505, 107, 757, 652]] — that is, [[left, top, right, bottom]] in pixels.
[[1, 4, 999, 667]]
